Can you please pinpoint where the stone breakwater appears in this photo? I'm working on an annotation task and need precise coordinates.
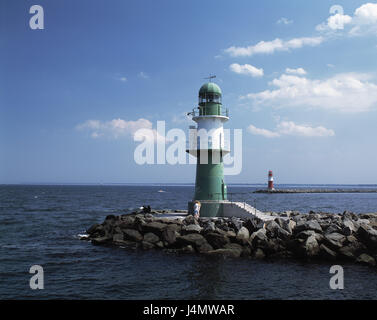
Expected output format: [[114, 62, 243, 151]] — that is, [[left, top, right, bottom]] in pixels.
[[82, 210, 377, 267], [254, 189, 377, 193]]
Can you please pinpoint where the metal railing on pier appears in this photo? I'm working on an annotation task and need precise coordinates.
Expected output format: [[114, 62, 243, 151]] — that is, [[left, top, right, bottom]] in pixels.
[[210, 192, 257, 208]]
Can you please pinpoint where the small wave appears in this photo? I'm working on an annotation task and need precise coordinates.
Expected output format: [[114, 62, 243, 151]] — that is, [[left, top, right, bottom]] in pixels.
[[77, 234, 89, 239]]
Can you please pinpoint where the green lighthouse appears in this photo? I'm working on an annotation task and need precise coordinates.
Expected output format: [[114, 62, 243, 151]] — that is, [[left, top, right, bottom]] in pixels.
[[187, 78, 230, 217]]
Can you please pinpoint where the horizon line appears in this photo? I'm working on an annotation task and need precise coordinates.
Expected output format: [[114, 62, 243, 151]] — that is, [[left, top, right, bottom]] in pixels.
[[1, 183, 377, 186]]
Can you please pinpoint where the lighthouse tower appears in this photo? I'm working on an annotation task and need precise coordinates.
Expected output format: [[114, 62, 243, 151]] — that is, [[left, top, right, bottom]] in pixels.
[[187, 78, 230, 217], [268, 170, 275, 191]]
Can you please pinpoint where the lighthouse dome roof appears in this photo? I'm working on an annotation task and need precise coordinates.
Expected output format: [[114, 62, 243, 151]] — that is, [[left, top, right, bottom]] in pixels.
[[199, 82, 222, 96]]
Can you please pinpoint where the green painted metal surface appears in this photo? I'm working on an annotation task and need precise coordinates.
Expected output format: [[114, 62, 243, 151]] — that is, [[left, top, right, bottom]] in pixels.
[[198, 82, 223, 116], [199, 82, 222, 95], [194, 151, 227, 201], [198, 102, 222, 116]]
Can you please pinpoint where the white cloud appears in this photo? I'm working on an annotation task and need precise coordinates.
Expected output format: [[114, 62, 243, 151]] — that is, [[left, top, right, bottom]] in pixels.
[[224, 3, 377, 61], [285, 67, 307, 75], [114, 75, 127, 82], [224, 36, 324, 57], [248, 121, 335, 138], [277, 17, 293, 25], [316, 13, 352, 31], [138, 72, 149, 79], [76, 118, 166, 143], [276, 121, 335, 137], [229, 63, 264, 77], [242, 72, 377, 113], [248, 125, 280, 138], [354, 3, 377, 24], [317, 3, 377, 35]]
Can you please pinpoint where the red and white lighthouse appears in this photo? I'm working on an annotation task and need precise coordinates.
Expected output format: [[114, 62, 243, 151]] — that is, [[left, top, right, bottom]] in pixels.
[[268, 170, 275, 191]]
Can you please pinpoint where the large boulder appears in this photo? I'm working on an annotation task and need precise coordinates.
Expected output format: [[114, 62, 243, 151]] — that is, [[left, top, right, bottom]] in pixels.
[[120, 215, 135, 225], [274, 217, 285, 229], [143, 232, 160, 244], [283, 219, 296, 234], [280, 211, 291, 218], [91, 236, 111, 245], [162, 226, 178, 245], [87, 223, 101, 235], [253, 248, 266, 259], [325, 224, 343, 235], [141, 221, 167, 236], [112, 233, 124, 242], [215, 219, 231, 232], [182, 224, 203, 234], [319, 244, 337, 260], [355, 219, 370, 229], [357, 225, 377, 251], [319, 220, 331, 231], [223, 243, 244, 257], [197, 242, 213, 253], [346, 234, 359, 244], [356, 253, 376, 266], [229, 217, 243, 232], [305, 235, 320, 257], [314, 233, 324, 244], [342, 210, 357, 221], [295, 220, 322, 234], [307, 213, 321, 221], [265, 221, 280, 237], [296, 230, 316, 240], [86, 224, 105, 237], [259, 238, 284, 255], [243, 218, 259, 234], [165, 223, 181, 233], [205, 232, 230, 249], [123, 229, 143, 242], [202, 221, 216, 233], [341, 219, 356, 236], [323, 232, 346, 250], [176, 233, 207, 250], [183, 215, 199, 226], [236, 227, 250, 240], [276, 227, 291, 240], [250, 228, 268, 246], [141, 241, 155, 250], [338, 241, 367, 260], [155, 241, 164, 249], [226, 230, 237, 241], [177, 245, 195, 254]]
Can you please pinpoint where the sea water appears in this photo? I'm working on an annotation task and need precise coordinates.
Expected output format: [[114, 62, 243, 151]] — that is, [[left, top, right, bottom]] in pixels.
[[0, 184, 376, 299]]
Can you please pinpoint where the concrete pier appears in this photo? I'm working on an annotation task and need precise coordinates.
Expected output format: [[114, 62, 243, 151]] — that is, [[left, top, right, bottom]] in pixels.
[[254, 189, 377, 194]]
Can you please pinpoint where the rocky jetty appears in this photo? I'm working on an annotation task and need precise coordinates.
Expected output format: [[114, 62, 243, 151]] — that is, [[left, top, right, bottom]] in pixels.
[[254, 189, 377, 194], [82, 210, 377, 267]]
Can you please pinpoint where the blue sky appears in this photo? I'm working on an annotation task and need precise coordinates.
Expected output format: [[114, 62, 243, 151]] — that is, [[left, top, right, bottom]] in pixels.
[[1, 0, 377, 184]]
